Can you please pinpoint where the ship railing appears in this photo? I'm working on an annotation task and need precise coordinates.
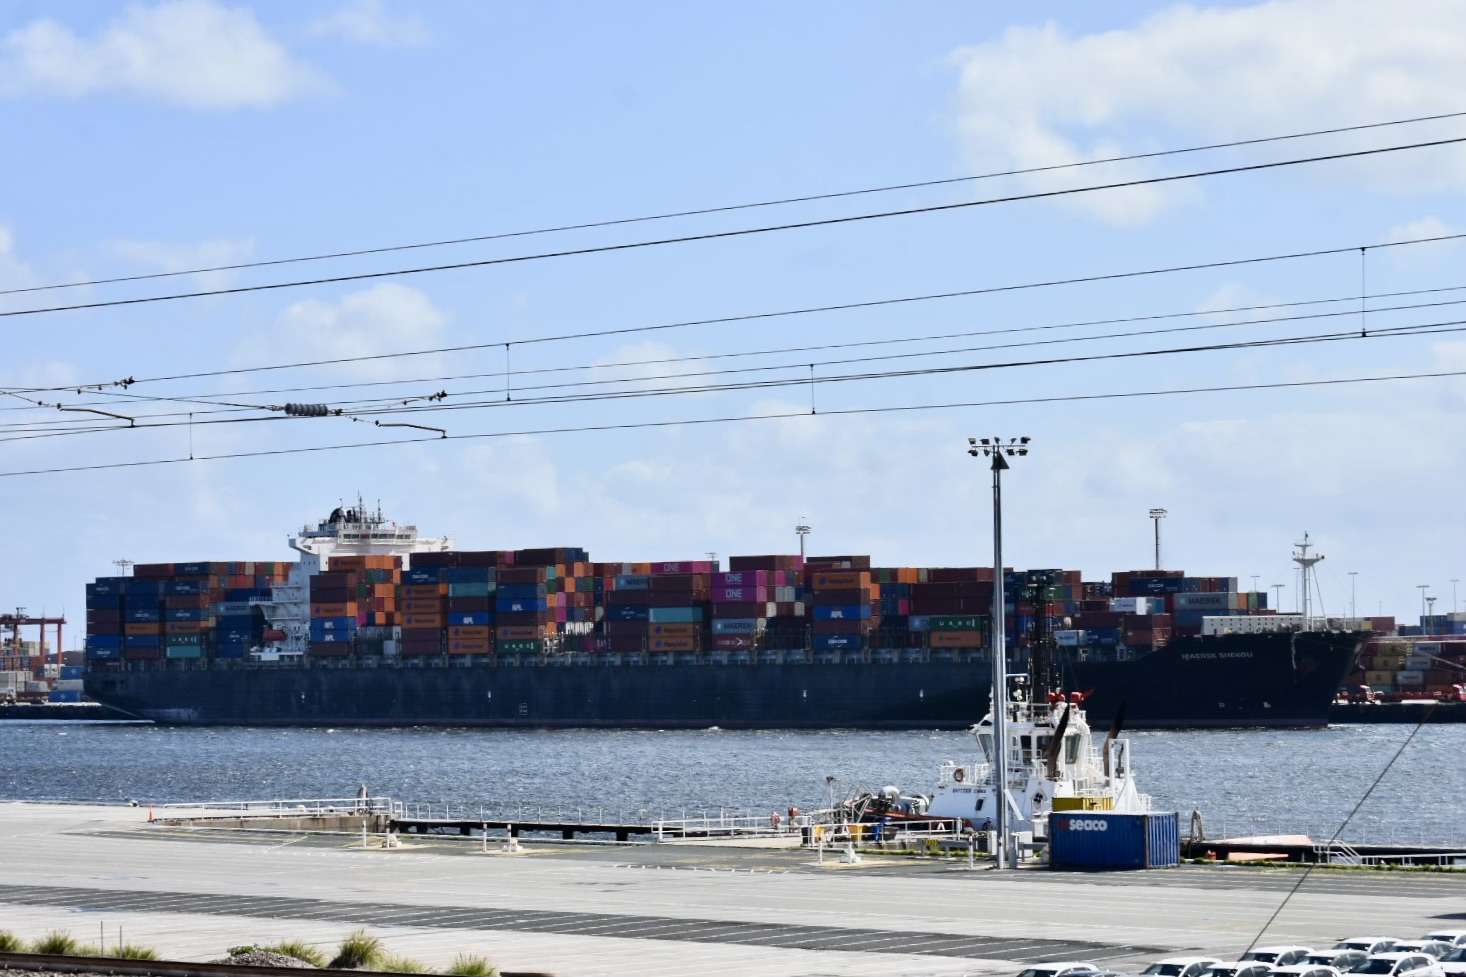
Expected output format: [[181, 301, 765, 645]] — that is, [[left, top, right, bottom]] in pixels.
[[152, 796, 403, 819]]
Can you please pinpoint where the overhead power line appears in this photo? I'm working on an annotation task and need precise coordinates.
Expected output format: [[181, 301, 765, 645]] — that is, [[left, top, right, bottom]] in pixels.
[[6, 230, 1464, 400], [2, 366, 1464, 478], [7, 109, 1465, 299], [5, 317, 1464, 445], [5, 135, 1465, 320]]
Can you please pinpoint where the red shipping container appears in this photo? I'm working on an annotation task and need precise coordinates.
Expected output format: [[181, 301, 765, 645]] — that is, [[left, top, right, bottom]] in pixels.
[[713, 634, 755, 650]]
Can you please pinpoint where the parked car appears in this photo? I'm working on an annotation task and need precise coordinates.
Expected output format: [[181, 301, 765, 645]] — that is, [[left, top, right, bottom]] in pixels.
[[1247, 948, 1316, 967], [1016, 964, 1101, 977], [1303, 950, 1369, 972], [1353, 954, 1443, 977], [1437, 947, 1466, 977], [1146, 959, 1223, 977], [1393, 944, 1455, 960], [1425, 934, 1466, 950], [1270, 965, 1343, 977], [1202, 962, 1275, 977], [1336, 942, 1402, 957]]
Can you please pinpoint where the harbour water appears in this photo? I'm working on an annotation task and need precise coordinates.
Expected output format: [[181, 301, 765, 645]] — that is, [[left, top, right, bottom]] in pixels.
[[1, 723, 1459, 845]]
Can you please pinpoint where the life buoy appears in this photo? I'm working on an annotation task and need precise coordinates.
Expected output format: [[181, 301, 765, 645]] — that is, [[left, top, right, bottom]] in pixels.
[[953, 768, 966, 783], [770, 811, 782, 828]]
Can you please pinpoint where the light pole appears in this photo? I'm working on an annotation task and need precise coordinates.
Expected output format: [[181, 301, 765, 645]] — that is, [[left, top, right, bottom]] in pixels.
[[1452, 579, 1460, 615], [968, 435, 1030, 870], [1271, 584, 1284, 614], [1250, 574, 1260, 596], [1427, 596, 1438, 627], [795, 519, 811, 561], [1418, 584, 1430, 627], [1148, 508, 1167, 571], [1349, 571, 1358, 621], [705, 551, 718, 569]]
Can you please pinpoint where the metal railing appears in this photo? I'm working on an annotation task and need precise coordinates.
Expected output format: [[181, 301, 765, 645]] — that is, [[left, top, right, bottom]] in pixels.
[[652, 812, 808, 841], [152, 796, 402, 818]]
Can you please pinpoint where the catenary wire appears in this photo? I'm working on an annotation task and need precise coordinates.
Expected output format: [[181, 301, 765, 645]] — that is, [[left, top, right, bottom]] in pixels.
[[1239, 707, 1435, 957], [6, 231, 1465, 399], [4, 136, 1464, 320], [4, 318, 1463, 444], [2, 366, 1465, 477], [12, 284, 1457, 416], [6, 109, 1466, 298], [5, 299, 1460, 431]]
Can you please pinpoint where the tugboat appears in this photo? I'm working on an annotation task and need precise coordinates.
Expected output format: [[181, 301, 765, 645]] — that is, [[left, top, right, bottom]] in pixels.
[[925, 618, 1152, 839]]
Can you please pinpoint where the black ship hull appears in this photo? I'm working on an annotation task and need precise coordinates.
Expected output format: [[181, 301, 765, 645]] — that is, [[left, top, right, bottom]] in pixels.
[[86, 631, 1361, 729]]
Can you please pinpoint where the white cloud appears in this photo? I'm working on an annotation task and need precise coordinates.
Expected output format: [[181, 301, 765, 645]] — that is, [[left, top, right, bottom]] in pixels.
[[110, 237, 254, 289], [0, 0, 326, 108], [308, 0, 430, 47], [238, 283, 449, 382], [951, 0, 1466, 225]]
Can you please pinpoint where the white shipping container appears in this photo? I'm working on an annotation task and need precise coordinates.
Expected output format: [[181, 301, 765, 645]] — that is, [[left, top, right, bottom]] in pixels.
[[1055, 629, 1087, 647], [54, 679, 84, 691], [1108, 597, 1152, 615]]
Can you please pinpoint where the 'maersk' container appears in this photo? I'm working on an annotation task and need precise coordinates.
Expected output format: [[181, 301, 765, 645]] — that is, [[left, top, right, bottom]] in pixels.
[[1047, 811, 1180, 870]]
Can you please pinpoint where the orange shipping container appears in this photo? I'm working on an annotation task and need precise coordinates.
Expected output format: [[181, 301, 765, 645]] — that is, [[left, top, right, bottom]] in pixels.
[[648, 623, 698, 638], [448, 626, 492, 640], [165, 621, 206, 634], [310, 602, 357, 618], [496, 625, 541, 640], [811, 571, 870, 590], [930, 630, 984, 648], [401, 584, 447, 599], [448, 639, 494, 655], [403, 613, 444, 628], [649, 636, 699, 652], [124, 623, 162, 635]]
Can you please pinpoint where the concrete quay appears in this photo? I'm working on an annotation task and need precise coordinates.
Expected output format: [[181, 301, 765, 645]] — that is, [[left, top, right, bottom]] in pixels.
[[1, 803, 1462, 977]]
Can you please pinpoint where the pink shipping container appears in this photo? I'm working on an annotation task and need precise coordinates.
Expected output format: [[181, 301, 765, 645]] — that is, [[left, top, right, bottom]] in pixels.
[[713, 634, 755, 650], [650, 561, 716, 575], [713, 570, 768, 587], [712, 586, 769, 603]]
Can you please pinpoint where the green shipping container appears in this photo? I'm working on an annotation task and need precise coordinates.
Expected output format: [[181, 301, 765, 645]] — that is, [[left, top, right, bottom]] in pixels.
[[500, 639, 543, 654], [165, 634, 203, 646], [448, 582, 493, 598], [166, 646, 203, 659]]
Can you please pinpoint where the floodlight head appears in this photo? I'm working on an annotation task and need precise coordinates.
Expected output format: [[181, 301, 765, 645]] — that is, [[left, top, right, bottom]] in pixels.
[[980, 437, 991, 445], [1020, 436, 1031, 444], [968, 437, 977, 446]]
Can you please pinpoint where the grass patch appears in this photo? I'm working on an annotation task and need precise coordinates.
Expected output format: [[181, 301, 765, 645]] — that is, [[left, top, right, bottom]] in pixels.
[[0, 931, 22, 952], [269, 939, 329, 967], [114, 944, 160, 960], [31, 931, 81, 955], [376, 953, 427, 973], [330, 930, 384, 970], [443, 953, 498, 976]]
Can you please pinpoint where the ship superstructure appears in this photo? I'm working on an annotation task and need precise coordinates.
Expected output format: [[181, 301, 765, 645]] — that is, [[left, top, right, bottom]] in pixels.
[[253, 498, 452, 660]]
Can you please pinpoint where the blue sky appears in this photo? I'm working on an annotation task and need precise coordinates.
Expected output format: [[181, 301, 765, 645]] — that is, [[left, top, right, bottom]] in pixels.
[[2, 0, 1465, 634]]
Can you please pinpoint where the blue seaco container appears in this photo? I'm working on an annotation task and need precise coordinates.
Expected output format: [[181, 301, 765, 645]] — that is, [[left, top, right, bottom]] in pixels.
[[1048, 811, 1179, 870]]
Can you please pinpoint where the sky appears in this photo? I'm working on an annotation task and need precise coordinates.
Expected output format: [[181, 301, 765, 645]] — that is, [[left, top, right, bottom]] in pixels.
[[2, 0, 1465, 637]]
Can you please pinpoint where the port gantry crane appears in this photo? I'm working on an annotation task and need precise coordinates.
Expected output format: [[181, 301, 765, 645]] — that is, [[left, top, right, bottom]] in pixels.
[[0, 609, 67, 676]]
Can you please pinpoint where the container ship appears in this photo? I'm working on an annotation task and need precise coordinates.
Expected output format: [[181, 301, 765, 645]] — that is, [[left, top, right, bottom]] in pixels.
[[83, 503, 1363, 729]]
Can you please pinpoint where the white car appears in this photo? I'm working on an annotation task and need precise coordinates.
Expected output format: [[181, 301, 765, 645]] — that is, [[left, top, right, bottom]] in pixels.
[[1354, 953, 1443, 977], [1337, 942, 1402, 957], [1015, 964, 1101, 977], [1427, 935, 1466, 950], [1437, 947, 1466, 977], [1394, 944, 1455, 961], [1270, 965, 1343, 977], [1146, 959, 1223, 977], [1303, 951, 1369, 973], [1202, 963, 1275, 977], [1247, 948, 1316, 967]]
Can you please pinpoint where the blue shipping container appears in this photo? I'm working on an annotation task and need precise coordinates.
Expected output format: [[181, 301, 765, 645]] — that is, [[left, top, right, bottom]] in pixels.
[[404, 568, 440, 585], [497, 597, 548, 613], [607, 604, 649, 622], [614, 574, 650, 590], [711, 618, 759, 635], [497, 582, 548, 599], [86, 634, 122, 650], [1048, 811, 1180, 870], [59, 665, 84, 679], [86, 646, 119, 661], [812, 605, 871, 621], [812, 633, 861, 651], [167, 607, 204, 621], [214, 643, 248, 659], [48, 690, 83, 703], [648, 606, 703, 624], [124, 634, 161, 647], [123, 579, 164, 596], [443, 567, 496, 584], [164, 579, 203, 595], [126, 606, 162, 623], [450, 612, 491, 627]]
